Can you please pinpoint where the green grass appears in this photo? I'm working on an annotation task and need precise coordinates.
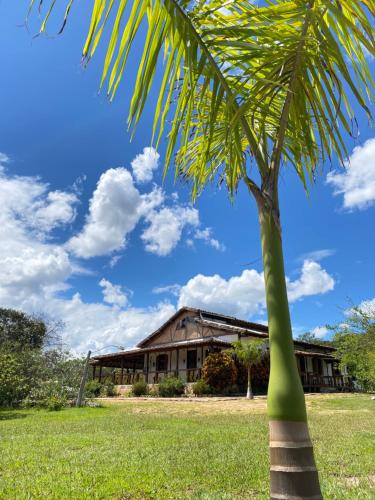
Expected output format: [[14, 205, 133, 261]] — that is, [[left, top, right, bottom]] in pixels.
[[0, 395, 374, 499]]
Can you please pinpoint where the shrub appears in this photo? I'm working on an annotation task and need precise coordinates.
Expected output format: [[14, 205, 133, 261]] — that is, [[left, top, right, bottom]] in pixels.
[[192, 379, 212, 396], [45, 395, 67, 411], [100, 381, 116, 397], [222, 384, 239, 396], [132, 380, 148, 397], [0, 351, 29, 407], [23, 380, 68, 410], [158, 376, 185, 397], [85, 380, 102, 398], [202, 351, 238, 393], [148, 385, 159, 397]]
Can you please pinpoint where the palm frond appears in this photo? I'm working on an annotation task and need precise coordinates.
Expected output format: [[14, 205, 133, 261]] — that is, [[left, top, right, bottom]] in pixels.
[[29, 0, 374, 198]]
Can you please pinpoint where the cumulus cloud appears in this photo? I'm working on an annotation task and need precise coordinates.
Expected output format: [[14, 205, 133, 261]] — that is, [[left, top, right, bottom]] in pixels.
[[141, 206, 199, 256], [178, 260, 335, 318], [327, 138, 375, 210], [0, 168, 78, 234], [32, 191, 78, 231], [287, 260, 335, 302], [0, 166, 74, 306], [68, 168, 143, 258], [194, 227, 225, 251], [178, 269, 266, 318], [131, 147, 160, 183], [311, 326, 329, 339], [99, 278, 130, 307]]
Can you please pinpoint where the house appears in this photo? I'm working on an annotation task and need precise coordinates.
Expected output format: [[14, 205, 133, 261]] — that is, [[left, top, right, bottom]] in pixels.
[[91, 307, 352, 393]]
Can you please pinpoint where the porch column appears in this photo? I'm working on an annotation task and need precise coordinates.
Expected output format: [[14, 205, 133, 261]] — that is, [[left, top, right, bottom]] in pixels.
[[120, 357, 124, 385], [176, 348, 179, 376], [93, 365, 96, 380], [99, 365, 102, 383], [146, 352, 149, 384], [169, 350, 172, 374]]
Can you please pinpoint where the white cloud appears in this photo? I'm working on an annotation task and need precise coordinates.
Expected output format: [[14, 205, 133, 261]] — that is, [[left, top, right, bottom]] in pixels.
[[131, 147, 160, 183], [327, 138, 375, 210], [68, 168, 143, 258], [178, 269, 266, 318], [32, 190, 78, 231], [141, 206, 199, 256], [178, 260, 335, 318], [299, 249, 335, 262], [0, 166, 74, 305], [311, 326, 329, 339], [0, 168, 78, 234], [153, 284, 181, 296], [0, 152, 10, 167], [99, 278, 129, 307], [287, 260, 335, 302], [194, 227, 225, 251], [357, 297, 375, 315], [0, 285, 176, 353]]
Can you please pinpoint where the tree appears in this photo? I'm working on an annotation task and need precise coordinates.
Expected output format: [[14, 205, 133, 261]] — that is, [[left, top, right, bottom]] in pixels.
[[232, 339, 265, 399], [0, 308, 47, 351], [331, 305, 375, 391], [202, 351, 237, 393], [296, 331, 333, 346], [28, 1, 374, 497]]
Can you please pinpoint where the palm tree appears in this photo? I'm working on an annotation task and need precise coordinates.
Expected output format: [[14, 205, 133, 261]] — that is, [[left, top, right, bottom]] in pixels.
[[28, 1, 374, 497], [232, 339, 265, 399]]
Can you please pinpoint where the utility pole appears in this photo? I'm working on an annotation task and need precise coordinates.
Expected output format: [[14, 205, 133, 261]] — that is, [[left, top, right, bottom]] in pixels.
[[76, 350, 91, 408]]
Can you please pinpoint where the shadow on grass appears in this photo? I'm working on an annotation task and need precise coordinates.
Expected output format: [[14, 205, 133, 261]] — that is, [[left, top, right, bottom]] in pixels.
[[0, 411, 28, 421]]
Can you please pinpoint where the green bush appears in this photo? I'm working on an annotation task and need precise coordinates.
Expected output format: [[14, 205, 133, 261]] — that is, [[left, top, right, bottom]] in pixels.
[[132, 380, 148, 396], [100, 381, 116, 397], [0, 351, 29, 407], [23, 380, 69, 410], [45, 395, 67, 411], [85, 380, 102, 398], [202, 351, 238, 393], [222, 384, 239, 396], [158, 376, 185, 397], [192, 379, 212, 396]]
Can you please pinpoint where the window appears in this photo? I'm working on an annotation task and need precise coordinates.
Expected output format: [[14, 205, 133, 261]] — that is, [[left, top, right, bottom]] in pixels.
[[176, 318, 188, 330], [156, 354, 168, 372]]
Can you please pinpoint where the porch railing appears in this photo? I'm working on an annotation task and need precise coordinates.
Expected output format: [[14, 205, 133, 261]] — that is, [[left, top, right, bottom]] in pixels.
[[300, 373, 353, 390]]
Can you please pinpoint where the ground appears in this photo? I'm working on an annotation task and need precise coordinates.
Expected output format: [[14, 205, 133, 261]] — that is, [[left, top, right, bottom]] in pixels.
[[0, 394, 374, 499]]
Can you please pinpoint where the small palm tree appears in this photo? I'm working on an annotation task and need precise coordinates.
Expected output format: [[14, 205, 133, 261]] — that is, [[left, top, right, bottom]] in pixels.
[[232, 339, 265, 400]]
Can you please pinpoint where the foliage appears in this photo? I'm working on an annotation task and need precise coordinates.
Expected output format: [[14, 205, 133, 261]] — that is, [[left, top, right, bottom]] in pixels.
[[29, 1, 374, 201], [0, 395, 373, 498], [0, 342, 84, 409], [331, 305, 375, 391], [296, 331, 333, 346], [132, 380, 148, 397], [232, 339, 266, 368], [202, 352, 237, 393], [0, 308, 47, 351], [0, 350, 30, 407], [100, 381, 116, 397], [192, 379, 212, 396], [158, 376, 185, 397], [85, 380, 103, 398]]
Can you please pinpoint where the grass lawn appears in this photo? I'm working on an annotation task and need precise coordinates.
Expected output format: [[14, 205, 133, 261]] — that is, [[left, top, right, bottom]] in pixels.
[[0, 394, 374, 499]]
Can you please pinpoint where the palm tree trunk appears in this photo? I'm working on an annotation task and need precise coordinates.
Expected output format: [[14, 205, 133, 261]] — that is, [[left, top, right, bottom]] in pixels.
[[258, 206, 322, 499], [247, 365, 253, 399]]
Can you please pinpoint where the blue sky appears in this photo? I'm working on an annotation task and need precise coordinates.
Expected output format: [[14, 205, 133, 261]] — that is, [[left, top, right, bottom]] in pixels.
[[0, 2, 374, 352]]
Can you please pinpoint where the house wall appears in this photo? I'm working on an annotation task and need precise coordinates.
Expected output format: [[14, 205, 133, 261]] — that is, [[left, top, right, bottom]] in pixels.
[[145, 311, 259, 347]]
